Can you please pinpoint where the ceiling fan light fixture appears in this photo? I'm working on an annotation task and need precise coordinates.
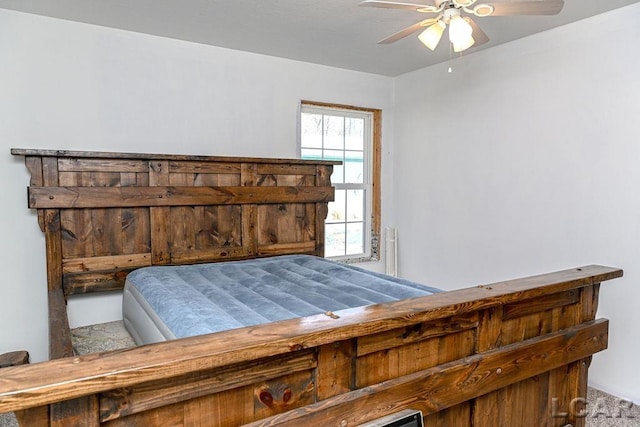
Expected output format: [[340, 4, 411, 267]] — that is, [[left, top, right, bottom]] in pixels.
[[418, 20, 446, 50], [417, 6, 441, 13], [448, 14, 474, 51], [452, 34, 475, 52], [453, 0, 477, 7], [472, 3, 495, 17]]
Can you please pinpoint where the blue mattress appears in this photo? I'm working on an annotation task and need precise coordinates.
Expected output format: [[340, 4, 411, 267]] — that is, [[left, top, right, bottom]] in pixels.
[[122, 255, 441, 345]]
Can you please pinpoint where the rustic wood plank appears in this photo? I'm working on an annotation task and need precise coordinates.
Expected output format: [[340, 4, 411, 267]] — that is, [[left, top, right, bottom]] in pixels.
[[29, 186, 335, 208], [149, 161, 170, 265], [257, 241, 316, 256], [316, 341, 355, 401], [256, 164, 317, 177], [100, 350, 317, 422], [51, 395, 99, 427], [502, 289, 580, 321], [183, 387, 248, 427], [42, 157, 59, 186], [102, 402, 185, 427], [296, 204, 313, 244], [119, 172, 137, 186], [58, 158, 148, 173], [581, 283, 600, 322], [62, 253, 151, 273], [25, 156, 44, 186], [170, 206, 197, 254], [170, 247, 251, 265], [63, 269, 133, 295], [242, 205, 258, 257], [423, 403, 470, 427], [501, 307, 554, 346], [242, 320, 608, 427], [11, 148, 340, 166], [14, 406, 49, 427], [241, 164, 259, 257], [252, 370, 315, 420], [275, 203, 296, 245], [44, 210, 63, 293], [257, 205, 279, 247], [357, 315, 478, 357], [242, 163, 258, 187], [472, 306, 504, 426], [169, 160, 241, 174], [121, 208, 151, 255], [48, 289, 73, 359], [58, 171, 122, 187], [90, 208, 122, 256], [216, 174, 242, 250], [150, 207, 170, 265], [60, 209, 93, 258], [24, 157, 46, 231], [0, 351, 29, 368], [314, 165, 332, 257]]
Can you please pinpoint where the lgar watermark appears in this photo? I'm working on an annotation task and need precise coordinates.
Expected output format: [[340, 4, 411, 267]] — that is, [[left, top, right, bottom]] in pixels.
[[552, 396, 636, 420]]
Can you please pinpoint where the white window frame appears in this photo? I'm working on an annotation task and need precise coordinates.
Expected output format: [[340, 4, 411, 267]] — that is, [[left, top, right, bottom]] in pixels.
[[299, 101, 381, 263]]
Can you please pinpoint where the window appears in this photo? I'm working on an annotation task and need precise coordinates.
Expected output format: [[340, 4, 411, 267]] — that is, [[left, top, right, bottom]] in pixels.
[[299, 101, 381, 262]]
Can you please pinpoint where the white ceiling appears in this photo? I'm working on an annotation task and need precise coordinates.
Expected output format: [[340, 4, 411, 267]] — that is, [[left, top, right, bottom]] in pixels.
[[1, 0, 639, 76]]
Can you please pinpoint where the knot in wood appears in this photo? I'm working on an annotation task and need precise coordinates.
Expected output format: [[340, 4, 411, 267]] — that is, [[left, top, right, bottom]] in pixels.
[[289, 343, 305, 351], [258, 390, 274, 406]]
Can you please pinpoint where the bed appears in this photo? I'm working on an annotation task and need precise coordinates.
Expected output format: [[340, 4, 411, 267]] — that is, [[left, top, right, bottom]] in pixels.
[[123, 255, 442, 345], [0, 148, 622, 427]]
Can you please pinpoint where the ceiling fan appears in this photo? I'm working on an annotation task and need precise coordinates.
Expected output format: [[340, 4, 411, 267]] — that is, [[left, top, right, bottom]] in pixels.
[[359, 0, 565, 53]]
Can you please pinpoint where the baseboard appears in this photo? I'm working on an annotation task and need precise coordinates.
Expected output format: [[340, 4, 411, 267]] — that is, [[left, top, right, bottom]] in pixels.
[[588, 381, 640, 404]]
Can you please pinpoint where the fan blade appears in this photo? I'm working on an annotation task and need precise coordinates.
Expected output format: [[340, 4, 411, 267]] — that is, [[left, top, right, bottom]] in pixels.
[[359, 0, 438, 12], [378, 19, 437, 44], [485, 0, 564, 16], [465, 17, 490, 46]]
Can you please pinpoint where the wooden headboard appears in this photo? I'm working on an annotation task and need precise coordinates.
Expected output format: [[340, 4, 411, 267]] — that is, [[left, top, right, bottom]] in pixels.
[[12, 148, 338, 358]]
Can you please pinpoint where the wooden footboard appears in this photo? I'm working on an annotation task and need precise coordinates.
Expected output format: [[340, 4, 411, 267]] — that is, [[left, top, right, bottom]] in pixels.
[[0, 265, 622, 426]]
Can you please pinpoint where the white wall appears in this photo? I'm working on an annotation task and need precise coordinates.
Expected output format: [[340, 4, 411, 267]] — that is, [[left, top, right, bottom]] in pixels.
[[0, 9, 394, 363], [393, 4, 640, 402]]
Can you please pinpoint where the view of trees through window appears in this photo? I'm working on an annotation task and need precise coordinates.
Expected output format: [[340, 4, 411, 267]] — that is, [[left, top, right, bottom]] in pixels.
[[300, 105, 372, 259]]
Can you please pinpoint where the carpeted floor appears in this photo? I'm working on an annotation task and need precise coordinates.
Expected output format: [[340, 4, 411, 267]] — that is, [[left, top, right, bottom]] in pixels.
[[585, 388, 639, 426]]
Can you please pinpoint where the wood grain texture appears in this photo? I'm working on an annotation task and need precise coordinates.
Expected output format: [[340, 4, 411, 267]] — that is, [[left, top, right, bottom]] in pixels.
[[48, 289, 73, 359], [29, 186, 335, 208], [0, 351, 29, 368], [11, 148, 340, 166], [100, 350, 317, 421], [243, 320, 608, 427]]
